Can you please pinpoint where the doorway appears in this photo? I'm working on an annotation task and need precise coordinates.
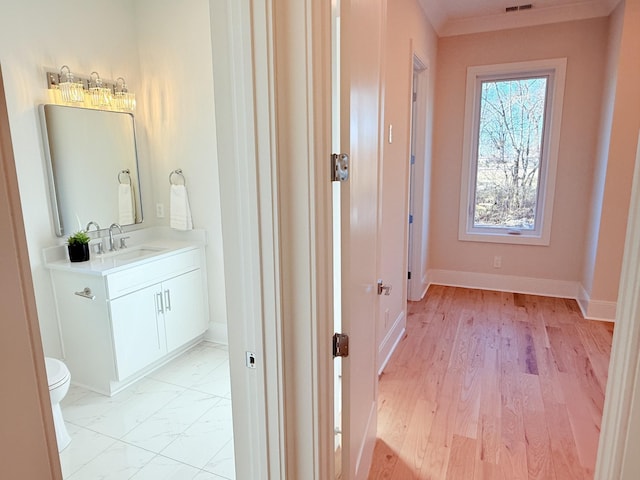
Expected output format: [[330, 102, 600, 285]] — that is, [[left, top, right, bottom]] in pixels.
[[407, 56, 429, 303]]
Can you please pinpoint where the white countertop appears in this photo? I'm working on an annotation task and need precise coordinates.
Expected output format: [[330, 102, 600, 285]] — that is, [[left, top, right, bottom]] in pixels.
[[43, 227, 207, 276]]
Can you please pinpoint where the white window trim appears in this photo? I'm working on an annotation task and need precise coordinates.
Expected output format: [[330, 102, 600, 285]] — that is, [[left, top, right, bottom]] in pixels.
[[458, 58, 567, 246]]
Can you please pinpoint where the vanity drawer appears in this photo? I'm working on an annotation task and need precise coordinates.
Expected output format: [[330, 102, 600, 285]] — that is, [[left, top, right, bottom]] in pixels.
[[106, 248, 201, 298]]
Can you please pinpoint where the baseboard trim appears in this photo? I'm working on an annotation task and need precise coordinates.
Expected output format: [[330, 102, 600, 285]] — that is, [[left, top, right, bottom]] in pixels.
[[428, 269, 580, 298], [578, 284, 617, 322], [204, 321, 229, 345], [426, 269, 617, 322], [418, 273, 429, 300], [378, 311, 406, 375], [408, 274, 429, 302]]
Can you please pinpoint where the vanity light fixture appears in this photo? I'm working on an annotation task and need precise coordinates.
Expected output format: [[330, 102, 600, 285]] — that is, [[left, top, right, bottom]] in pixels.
[[46, 66, 136, 112]]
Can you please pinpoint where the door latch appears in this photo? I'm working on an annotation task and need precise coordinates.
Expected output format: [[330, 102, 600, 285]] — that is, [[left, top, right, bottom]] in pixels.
[[331, 153, 349, 182], [377, 279, 392, 296], [333, 333, 349, 357]]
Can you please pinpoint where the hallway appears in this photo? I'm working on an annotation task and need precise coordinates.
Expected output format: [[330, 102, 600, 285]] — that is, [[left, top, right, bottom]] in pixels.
[[368, 285, 613, 479]]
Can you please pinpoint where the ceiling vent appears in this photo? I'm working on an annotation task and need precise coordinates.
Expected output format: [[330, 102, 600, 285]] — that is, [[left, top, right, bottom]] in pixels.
[[506, 3, 533, 12]]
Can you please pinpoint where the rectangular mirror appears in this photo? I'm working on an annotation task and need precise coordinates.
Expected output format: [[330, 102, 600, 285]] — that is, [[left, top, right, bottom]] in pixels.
[[40, 104, 143, 236]]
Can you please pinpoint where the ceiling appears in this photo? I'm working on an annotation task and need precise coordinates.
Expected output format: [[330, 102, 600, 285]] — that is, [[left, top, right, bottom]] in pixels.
[[419, 0, 621, 36]]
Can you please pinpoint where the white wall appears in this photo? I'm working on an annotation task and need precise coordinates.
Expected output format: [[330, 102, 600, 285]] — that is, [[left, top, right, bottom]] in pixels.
[[377, 0, 437, 368], [0, 0, 227, 357], [586, 0, 640, 314], [135, 0, 228, 343], [429, 18, 609, 294], [582, 1, 625, 312]]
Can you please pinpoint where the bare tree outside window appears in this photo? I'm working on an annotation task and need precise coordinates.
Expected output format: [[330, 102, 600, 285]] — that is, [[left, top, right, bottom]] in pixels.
[[474, 76, 548, 229]]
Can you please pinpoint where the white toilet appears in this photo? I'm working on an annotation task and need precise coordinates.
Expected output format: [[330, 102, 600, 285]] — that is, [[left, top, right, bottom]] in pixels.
[[44, 357, 71, 452]]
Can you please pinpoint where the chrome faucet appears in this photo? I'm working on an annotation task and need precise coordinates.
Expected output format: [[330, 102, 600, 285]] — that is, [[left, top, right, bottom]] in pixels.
[[108, 223, 123, 252], [86, 221, 101, 232], [86, 221, 104, 254]]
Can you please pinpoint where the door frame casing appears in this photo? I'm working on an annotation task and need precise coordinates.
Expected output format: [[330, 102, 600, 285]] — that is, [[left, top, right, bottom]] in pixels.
[[209, 0, 287, 477], [407, 53, 430, 302], [210, 0, 335, 477], [270, 0, 335, 478], [596, 132, 640, 479]]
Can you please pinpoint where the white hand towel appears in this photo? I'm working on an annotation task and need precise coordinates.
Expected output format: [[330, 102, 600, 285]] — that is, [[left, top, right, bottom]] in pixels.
[[170, 184, 193, 231], [118, 183, 135, 225]]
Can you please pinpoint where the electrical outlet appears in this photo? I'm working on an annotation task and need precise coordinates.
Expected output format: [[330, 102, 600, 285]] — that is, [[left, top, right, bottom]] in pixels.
[[156, 203, 165, 218], [493, 255, 502, 268]]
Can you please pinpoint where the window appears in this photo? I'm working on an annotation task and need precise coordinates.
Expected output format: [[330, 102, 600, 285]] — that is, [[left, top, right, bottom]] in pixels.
[[458, 59, 566, 245]]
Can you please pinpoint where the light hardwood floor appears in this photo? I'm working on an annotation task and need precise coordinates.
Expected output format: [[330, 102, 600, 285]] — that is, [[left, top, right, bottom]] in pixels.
[[368, 285, 613, 480]]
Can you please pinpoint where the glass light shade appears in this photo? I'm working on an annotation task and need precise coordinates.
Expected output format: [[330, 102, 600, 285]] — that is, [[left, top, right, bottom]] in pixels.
[[59, 66, 84, 104], [89, 72, 112, 107], [114, 77, 136, 111]]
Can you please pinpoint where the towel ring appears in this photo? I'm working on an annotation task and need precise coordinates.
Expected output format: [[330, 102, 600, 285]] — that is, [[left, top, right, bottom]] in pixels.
[[118, 169, 131, 185], [169, 168, 186, 186]]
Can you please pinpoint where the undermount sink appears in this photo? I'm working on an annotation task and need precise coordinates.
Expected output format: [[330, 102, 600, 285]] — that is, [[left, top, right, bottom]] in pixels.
[[100, 246, 167, 266]]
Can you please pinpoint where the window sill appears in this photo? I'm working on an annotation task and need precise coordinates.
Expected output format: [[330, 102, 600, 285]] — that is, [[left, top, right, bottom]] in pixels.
[[458, 230, 550, 246]]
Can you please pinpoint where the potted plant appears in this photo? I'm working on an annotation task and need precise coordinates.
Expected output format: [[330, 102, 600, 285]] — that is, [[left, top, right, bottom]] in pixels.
[[67, 230, 91, 262]]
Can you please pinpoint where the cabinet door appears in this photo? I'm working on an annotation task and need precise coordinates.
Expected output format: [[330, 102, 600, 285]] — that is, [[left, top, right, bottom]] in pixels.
[[110, 284, 166, 380], [164, 269, 206, 352]]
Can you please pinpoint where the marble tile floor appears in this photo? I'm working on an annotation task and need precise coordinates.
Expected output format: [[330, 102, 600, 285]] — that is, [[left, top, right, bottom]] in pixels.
[[59, 341, 235, 480]]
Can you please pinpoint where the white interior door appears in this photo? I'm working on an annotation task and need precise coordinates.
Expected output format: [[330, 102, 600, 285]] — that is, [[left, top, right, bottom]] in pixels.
[[339, 0, 385, 478]]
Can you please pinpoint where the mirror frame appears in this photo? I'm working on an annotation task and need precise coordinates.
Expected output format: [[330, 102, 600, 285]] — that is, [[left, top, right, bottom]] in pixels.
[[39, 104, 143, 237]]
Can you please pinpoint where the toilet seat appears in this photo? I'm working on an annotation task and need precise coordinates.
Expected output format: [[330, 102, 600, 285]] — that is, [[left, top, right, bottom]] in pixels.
[[45, 357, 70, 390], [43, 357, 72, 452]]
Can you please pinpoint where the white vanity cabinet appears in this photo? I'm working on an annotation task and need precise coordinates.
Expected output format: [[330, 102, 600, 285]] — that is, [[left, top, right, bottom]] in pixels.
[[49, 245, 207, 395], [109, 269, 205, 380]]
